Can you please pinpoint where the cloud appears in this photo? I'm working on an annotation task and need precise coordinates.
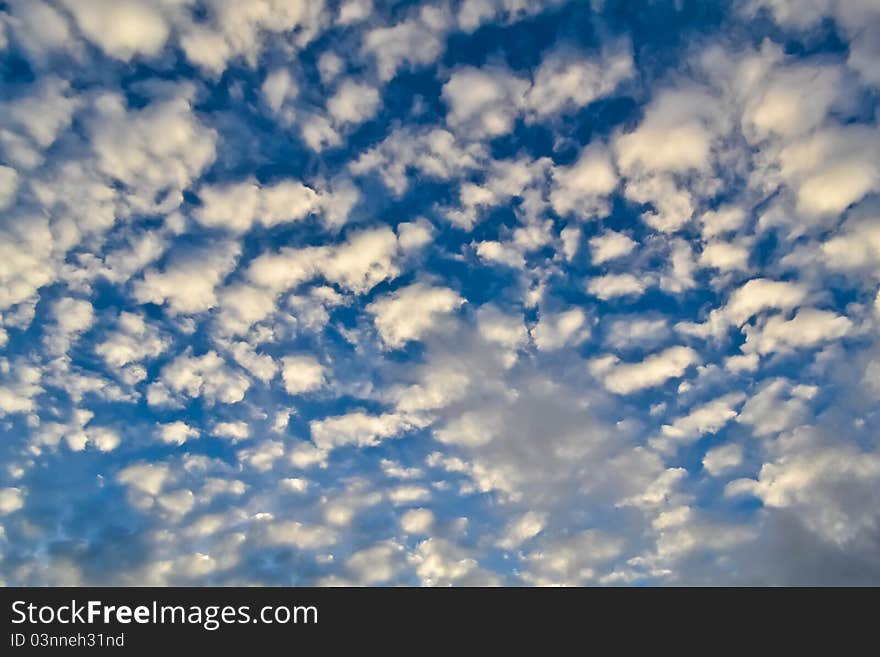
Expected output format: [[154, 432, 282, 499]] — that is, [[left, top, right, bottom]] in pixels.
[[281, 355, 325, 396], [134, 241, 240, 314], [587, 273, 648, 300], [596, 346, 700, 395], [194, 179, 319, 233], [496, 511, 546, 550], [350, 127, 485, 196], [0, 487, 25, 515], [362, 5, 450, 81], [531, 308, 589, 350], [400, 508, 434, 534], [4, 0, 880, 586], [521, 530, 624, 585], [741, 308, 852, 355], [89, 91, 217, 213], [442, 67, 528, 140], [589, 230, 637, 265], [550, 145, 618, 218], [678, 278, 809, 339], [727, 426, 880, 547], [158, 421, 199, 446], [95, 312, 169, 369], [653, 393, 746, 452], [61, 0, 170, 61], [367, 283, 464, 349], [326, 80, 381, 126], [703, 443, 743, 476], [524, 42, 634, 118], [737, 378, 815, 438], [152, 350, 250, 406], [310, 412, 415, 452]]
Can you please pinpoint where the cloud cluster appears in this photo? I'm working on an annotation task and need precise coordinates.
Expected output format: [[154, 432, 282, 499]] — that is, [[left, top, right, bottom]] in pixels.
[[1, 0, 879, 586]]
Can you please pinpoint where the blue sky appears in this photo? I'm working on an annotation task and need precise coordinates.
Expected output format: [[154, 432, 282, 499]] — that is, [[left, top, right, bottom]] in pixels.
[[1, 0, 879, 585]]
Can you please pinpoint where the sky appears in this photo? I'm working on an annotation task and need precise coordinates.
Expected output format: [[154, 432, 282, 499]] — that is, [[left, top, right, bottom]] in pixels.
[[0, 0, 879, 586]]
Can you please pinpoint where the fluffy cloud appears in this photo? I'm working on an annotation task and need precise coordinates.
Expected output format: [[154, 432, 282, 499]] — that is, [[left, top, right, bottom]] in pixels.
[[367, 283, 464, 349], [4, 0, 880, 587], [594, 346, 700, 395], [61, 0, 170, 61], [653, 393, 746, 452], [135, 242, 240, 315], [194, 179, 319, 233], [741, 308, 852, 355], [442, 67, 528, 139], [281, 355, 325, 396], [587, 273, 648, 300], [310, 411, 415, 451], [152, 350, 250, 406], [531, 308, 588, 351], [550, 145, 618, 218], [589, 230, 637, 265]]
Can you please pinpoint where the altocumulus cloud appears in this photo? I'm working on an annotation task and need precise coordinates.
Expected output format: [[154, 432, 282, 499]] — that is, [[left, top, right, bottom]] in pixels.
[[0, 0, 879, 586]]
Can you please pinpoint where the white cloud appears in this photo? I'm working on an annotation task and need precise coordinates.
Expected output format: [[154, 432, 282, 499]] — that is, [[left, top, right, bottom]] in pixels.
[[62, 0, 170, 61], [614, 87, 727, 232], [699, 241, 750, 272], [0, 363, 43, 416], [117, 462, 171, 496], [434, 410, 499, 447], [586, 273, 647, 300], [390, 485, 431, 505], [281, 355, 325, 396], [737, 378, 815, 437], [589, 230, 637, 265], [703, 444, 743, 476], [237, 440, 285, 472], [442, 67, 528, 139], [598, 346, 700, 395], [194, 179, 319, 233], [550, 145, 618, 218], [262, 520, 336, 550], [777, 126, 880, 219], [653, 393, 746, 452], [603, 316, 669, 351], [310, 412, 414, 451], [96, 312, 169, 369], [362, 5, 450, 81], [346, 542, 404, 584], [211, 421, 250, 442], [158, 421, 199, 446], [179, 0, 326, 75], [0, 166, 19, 210], [521, 530, 624, 585], [350, 127, 484, 196], [367, 283, 464, 349], [0, 487, 24, 514], [90, 91, 216, 214], [741, 308, 852, 355], [154, 350, 250, 405], [726, 426, 880, 547], [134, 242, 240, 315], [327, 80, 381, 126], [261, 68, 297, 113], [397, 219, 435, 252], [320, 227, 400, 293], [477, 304, 528, 351], [496, 511, 546, 550], [400, 508, 434, 534], [532, 308, 588, 351], [45, 297, 94, 355], [679, 278, 808, 339], [525, 43, 634, 118]]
